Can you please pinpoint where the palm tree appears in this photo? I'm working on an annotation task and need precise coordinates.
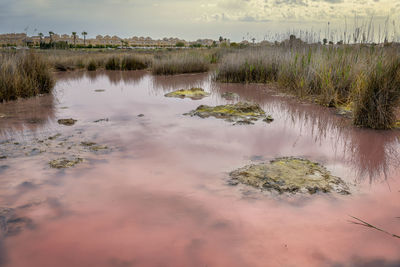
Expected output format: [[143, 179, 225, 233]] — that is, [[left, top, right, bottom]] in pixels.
[[82, 31, 87, 46], [49, 31, 54, 44], [72, 32, 77, 47], [38, 32, 43, 44]]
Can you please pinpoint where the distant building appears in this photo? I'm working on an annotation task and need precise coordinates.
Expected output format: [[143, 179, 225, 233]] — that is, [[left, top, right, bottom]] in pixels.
[[0, 32, 217, 47]]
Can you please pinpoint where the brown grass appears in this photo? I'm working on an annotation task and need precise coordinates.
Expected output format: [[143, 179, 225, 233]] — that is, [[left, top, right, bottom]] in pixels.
[[0, 52, 54, 102]]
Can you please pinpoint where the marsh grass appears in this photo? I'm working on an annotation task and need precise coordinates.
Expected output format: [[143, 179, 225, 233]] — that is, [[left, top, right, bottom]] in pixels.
[[40, 50, 152, 72], [152, 51, 210, 75], [121, 55, 149, 70], [105, 57, 121, 70], [216, 45, 400, 129], [0, 52, 54, 102], [352, 56, 400, 129], [86, 60, 97, 71]]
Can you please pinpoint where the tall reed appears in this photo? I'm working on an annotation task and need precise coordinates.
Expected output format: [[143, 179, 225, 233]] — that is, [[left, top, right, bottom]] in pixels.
[[0, 52, 54, 102], [216, 45, 400, 129], [152, 52, 209, 75]]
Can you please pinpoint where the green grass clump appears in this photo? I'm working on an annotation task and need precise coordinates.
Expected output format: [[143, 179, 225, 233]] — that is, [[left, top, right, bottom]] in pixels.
[[0, 52, 54, 102]]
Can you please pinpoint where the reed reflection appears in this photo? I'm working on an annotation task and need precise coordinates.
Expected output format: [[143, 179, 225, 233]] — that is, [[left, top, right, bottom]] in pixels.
[[0, 94, 55, 137], [214, 82, 400, 183]]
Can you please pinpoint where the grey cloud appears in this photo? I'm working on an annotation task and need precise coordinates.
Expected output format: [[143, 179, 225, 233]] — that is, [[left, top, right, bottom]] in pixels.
[[274, 0, 308, 6], [311, 0, 344, 3], [218, 0, 250, 10], [239, 15, 271, 22]]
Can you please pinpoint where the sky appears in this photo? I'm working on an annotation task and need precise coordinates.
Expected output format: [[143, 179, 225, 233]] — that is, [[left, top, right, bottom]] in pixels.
[[0, 0, 399, 41]]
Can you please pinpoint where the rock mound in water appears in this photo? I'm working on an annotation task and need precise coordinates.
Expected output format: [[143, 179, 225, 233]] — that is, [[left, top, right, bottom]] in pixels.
[[229, 157, 350, 195], [184, 102, 269, 124], [164, 88, 210, 100]]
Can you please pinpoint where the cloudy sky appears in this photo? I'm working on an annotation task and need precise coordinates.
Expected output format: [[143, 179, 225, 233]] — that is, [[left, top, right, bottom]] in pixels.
[[0, 0, 399, 41]]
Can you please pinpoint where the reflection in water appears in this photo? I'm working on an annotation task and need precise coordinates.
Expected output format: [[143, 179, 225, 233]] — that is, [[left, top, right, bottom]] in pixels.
[[344, 129, 400, 183], [0, 71, 399, 266], [56, 70, 147, 86], [215, 82, 400, 182], [0, 94, 55, 137], [150, 73, 210, 93]]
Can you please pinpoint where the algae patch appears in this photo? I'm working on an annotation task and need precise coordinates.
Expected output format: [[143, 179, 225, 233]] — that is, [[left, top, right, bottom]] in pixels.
[[165, 88, 210, 100], [229, 157, 350, 195], [81, 142, 108, 151], [49, 157, 83, 169], [263, 115, 274, 123], [185, 102, 271, 124], [58, 118, 77, 126]]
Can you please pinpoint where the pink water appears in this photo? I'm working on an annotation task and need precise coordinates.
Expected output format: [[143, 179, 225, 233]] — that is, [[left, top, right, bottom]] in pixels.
[[0, 71, 399, 266]]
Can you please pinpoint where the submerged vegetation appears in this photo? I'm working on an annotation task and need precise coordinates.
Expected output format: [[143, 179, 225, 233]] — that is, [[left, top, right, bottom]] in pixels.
[[0, 52, 54, 102], [216, 45, 400, 129]]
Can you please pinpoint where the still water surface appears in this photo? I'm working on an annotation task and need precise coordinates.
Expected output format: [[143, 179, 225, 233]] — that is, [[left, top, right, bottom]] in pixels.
[[0, 71, 399, 266]]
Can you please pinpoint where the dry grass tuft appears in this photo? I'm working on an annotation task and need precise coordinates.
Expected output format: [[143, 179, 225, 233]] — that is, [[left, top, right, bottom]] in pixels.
[[0, 52, 54, 102]]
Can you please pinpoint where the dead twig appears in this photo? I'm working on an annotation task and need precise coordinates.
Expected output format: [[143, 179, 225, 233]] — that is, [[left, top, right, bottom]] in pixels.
[[349, 215, 400, 239]]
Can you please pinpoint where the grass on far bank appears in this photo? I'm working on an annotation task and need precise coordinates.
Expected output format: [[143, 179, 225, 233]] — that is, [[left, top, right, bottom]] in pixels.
[[0, 52, 54, 102], [151, 51, 211, 75], [216, 45, 400, 129]]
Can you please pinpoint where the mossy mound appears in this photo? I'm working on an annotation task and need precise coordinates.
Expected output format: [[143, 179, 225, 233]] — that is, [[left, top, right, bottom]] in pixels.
[[229, 157, 350, 195], [185, 102, 268, 124], [49, 157, 83, 169], [165, 88, 210, 100], [57, 118, 77, 126]]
